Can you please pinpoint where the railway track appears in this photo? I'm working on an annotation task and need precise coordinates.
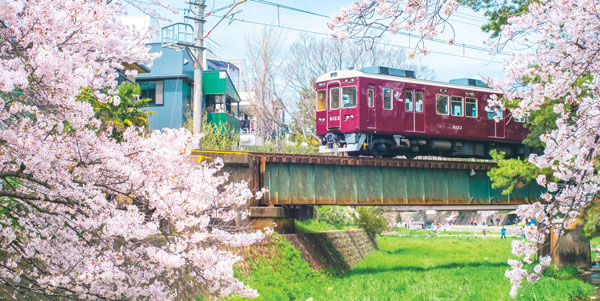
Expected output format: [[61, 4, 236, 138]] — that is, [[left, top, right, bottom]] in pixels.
[[247, 152, 496, 171]]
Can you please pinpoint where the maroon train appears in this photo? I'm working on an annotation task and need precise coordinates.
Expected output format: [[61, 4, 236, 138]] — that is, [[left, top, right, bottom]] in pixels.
[[315, 66, 529, 158]]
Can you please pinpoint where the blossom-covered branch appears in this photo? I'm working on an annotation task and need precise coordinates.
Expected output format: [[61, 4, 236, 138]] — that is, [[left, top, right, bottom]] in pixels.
[[329, 0, 459, 56], [0, 0, 264, 299]]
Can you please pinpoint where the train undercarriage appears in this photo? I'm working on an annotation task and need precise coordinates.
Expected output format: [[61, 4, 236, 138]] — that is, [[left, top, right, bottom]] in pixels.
[[320, 133, 528, 159]]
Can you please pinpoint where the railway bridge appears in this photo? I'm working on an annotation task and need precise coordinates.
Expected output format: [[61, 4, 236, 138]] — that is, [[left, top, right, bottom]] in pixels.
[[191, 150, 589, 268], [191, 150, 541, 214]]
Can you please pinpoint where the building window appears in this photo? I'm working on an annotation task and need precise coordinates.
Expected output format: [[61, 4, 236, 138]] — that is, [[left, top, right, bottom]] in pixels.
[[330, 87, 340, 110], [465, 97, 477, 118], [140, 81, 163, 106], [342, 86, 357, 108], [405, 91, 413, 112], [367, 89, 374, 107], [451, 96, 463, 116], [415, 92, 424, 112], [317, 90, 326, 111], [436, 94, 449, 115], [383, 89, 393, 110]]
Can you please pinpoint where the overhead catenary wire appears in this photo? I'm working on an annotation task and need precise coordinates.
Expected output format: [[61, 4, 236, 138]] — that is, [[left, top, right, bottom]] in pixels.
[[208, 13, 504, 64], [250, 0, 488, 27], [246, 0, 504, 55]]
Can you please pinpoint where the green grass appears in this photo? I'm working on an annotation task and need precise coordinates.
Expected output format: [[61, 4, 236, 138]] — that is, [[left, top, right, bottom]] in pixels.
[[395, 227, 474, 235], [394, 227, 509, 236], [232, 235, 594, 300], [294, 219, 358, 233]]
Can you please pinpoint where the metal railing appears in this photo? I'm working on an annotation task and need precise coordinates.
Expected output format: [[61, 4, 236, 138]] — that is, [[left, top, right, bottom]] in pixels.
[[233, 77, 249, 92]]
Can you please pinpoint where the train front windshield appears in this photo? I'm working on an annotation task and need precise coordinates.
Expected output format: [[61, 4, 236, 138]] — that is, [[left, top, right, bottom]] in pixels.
[[317, 90, 326, 111]]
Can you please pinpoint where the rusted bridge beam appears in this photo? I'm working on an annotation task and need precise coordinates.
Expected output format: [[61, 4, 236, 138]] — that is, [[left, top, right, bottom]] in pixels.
[[249, 152, 495, 171]]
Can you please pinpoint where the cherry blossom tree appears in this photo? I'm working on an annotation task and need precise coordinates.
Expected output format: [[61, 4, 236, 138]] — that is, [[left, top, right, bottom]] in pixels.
[[0, 0, 263, 299], [487, 0, 600, 296], [334, 0, 600, 297]]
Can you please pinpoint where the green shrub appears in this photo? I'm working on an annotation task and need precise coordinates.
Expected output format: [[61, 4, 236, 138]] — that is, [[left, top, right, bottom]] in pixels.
[[241, 142, 319, 154], [185, 114, 239, 150], [319, 206, 357, 226], [356, 207, 387, 234]]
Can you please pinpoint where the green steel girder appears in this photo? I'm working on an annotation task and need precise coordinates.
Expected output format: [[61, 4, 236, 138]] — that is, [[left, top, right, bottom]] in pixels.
[[263, 163, 541, 206]]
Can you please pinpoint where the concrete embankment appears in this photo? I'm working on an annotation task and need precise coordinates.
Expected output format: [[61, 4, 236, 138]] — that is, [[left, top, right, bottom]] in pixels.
[[285, 229, 377, 272]]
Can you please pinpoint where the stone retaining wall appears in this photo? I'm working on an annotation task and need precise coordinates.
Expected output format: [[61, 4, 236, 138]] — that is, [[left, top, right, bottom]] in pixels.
[[285, 229, 377, 272]]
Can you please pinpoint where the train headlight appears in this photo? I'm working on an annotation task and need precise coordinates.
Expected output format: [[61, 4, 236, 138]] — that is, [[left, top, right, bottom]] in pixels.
[[344, 114, 354, 121]]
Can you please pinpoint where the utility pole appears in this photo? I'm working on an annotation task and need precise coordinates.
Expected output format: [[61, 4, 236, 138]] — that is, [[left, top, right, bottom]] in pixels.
[[186, 0, 245, 146], [188, 1, 206, 143]]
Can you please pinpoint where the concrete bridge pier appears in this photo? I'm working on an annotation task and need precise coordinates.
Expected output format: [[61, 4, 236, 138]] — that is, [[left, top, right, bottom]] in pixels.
[[249, 206, 296, 234]]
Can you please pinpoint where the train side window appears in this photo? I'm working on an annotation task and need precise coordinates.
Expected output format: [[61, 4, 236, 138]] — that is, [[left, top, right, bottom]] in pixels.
[[367, 89, 374, 107], [415, 92, 424, 112], [405, 91, 413, 111], [317, 90, 326, 111], [465, 97, 477, 118], [330, 87, 340, 109], [383, 89, 393, 110], [436, 94, 449, 115], [488, 109, 503, 119], [451, 96, 463, 116], [342, 86, 357, 108]]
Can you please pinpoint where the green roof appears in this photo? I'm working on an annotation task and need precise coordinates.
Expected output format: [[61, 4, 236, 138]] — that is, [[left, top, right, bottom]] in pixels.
[[202, 71, 240, 103]]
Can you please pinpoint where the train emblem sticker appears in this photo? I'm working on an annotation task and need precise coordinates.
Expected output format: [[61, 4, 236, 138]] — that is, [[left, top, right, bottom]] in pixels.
[[394, 91, 402, 101]]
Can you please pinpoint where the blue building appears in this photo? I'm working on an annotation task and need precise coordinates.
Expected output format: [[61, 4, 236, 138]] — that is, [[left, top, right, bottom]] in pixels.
[[136, 43, 242, 131]]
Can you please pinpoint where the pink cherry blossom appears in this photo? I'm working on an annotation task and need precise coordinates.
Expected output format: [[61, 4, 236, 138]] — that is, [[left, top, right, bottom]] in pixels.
[[0, 1, 264, 299]]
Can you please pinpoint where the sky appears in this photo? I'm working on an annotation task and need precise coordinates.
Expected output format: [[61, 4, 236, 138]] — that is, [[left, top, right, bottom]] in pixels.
[[126, 0, 510, 82]]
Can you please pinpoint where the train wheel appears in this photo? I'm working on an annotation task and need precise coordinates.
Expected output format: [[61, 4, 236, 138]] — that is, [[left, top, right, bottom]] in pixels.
[[369, 147, 383, 158], [369, 144, 388, 158], [348, 151, 361, 157]]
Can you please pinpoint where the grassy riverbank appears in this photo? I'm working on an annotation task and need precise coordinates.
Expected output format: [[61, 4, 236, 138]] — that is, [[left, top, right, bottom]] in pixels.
[[231, 234, 594, 300]]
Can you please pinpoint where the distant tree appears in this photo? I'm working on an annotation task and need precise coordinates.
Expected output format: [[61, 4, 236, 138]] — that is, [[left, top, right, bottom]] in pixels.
[[245, 28, 292, 146]]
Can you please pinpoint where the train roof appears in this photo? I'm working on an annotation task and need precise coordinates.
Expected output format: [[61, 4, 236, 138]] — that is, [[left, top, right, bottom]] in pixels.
[[316, 69, 501, 94]]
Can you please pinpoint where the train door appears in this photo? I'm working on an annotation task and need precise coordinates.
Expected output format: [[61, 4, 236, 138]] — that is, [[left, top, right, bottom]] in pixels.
[[404, 90, 425, 132], [487, 109, 506, 138], [366, 85, 376, 129], [327, 82, 341, 129], [414, 91, 425, 132], [404, 90, 415, 131]]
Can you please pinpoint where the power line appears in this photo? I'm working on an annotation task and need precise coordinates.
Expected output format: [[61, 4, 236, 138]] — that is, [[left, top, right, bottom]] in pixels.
[[208, 13, 504, 64], [246, 0, 507, 55], [453, 12, 488, 23], [249, 0, 329, 18]]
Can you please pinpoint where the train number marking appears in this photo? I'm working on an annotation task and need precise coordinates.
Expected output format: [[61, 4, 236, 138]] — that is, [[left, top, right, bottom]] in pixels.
[[452, 125, 462, 130], [329, 116, 340, 121]]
